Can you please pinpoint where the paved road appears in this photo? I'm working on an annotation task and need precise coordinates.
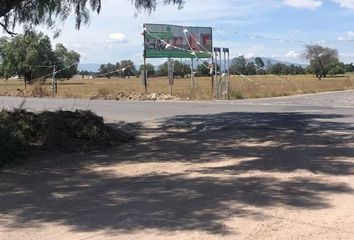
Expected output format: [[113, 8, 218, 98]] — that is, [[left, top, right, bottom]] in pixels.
[[1, 90, 353, 123], [1, 91, 354, 240]]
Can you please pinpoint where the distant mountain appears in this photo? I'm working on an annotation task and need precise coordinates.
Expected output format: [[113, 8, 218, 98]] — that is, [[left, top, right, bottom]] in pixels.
[[247, 57, 307, 68], [78, 63, 100, 72]]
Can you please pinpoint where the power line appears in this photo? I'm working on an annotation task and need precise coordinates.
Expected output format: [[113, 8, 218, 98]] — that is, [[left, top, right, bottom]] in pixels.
[[213, 27, 354, 44]]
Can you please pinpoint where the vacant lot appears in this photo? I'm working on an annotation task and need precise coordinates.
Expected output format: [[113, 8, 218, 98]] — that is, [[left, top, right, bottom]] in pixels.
[[1, 74, 354, 100]]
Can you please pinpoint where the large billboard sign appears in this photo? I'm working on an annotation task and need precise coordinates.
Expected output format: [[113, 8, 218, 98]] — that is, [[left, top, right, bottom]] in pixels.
[[144, 24, 213, 59]]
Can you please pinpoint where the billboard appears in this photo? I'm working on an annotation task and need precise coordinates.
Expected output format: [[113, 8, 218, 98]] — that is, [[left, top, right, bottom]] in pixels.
[[144, 24, 213, 59]]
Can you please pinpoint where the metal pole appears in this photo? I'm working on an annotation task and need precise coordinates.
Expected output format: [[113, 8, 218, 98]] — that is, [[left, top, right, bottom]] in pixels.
[[191, 58, 195, 93], [52, 65, 56, 95], [223, 48, 230, 100], [218, 50, 222, 99], [143, 57, 148, 94], [214, 51, 218, 98], [223, 50, 227, 99], [227, 50, 230, 100], [211, 56, 214, 100], [143, 24, 148, 94]]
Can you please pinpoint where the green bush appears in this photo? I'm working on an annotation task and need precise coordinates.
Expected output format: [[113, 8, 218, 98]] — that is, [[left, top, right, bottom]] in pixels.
[[231, 91, 244, 100]]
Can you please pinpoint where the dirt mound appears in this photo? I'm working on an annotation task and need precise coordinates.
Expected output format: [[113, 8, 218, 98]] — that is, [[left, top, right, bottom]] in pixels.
[[90, 91, 180, 101], [0, 109, 134, 166]]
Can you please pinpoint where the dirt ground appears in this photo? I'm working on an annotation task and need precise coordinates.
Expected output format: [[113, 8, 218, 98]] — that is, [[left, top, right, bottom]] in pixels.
[[1, 110, 354, 239]]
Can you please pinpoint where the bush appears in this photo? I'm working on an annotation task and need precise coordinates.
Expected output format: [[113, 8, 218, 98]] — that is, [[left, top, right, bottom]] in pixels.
[[231, 91, 244, 100], [0, 110, 134, 166]]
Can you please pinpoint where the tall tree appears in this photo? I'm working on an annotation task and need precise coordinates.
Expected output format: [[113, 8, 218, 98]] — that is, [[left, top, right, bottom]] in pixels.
[[303, 44, 339, 80], [54, 43, 80, 79], [139, 63, 155, 77], [120, 60, 136, 78], [0, 0, 184, 35], [0, 31, 56, 79], [196, 61, 210, 76], [0, 31, 80, 79], [246, 62, 257, 75], [255, 57, 265, 69], [230, 56, 247, 75], [98, 63, 116, 78]]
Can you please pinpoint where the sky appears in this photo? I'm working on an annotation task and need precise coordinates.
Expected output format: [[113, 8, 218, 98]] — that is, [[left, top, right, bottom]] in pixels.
[[2, 0, 354, 66]]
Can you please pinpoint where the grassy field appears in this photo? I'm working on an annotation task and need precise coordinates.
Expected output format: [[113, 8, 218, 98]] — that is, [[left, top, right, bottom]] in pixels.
[[1, 74, 354, 100]]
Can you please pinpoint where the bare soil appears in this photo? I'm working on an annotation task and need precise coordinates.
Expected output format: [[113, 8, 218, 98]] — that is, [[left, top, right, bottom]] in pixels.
[[1, 111, 354, 239]]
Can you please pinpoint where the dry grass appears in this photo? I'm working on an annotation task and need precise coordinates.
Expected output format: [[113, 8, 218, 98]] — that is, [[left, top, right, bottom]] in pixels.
[[1, 74, 354, 100]]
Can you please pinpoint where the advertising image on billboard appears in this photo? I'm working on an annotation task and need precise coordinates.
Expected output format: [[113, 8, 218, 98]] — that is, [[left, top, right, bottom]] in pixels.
[[144, 24, 213, 59]]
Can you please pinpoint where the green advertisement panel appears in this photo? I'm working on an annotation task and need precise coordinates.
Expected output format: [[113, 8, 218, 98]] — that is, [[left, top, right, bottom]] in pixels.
[[144, 24, 213, 59]]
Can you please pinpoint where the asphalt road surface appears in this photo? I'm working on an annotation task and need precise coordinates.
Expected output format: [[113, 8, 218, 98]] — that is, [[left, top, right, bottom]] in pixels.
[[1, 90, 353, 123], [0, 91, 353, 240]]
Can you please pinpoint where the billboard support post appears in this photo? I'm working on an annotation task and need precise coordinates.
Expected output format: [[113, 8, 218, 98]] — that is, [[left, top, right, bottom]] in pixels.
[[223, 48, 230, 100], [143, 56, 148, 94], [143, 25, 148, 94], [191, 58, 195, 94], [211, 56, 214, 99], [168, 58, 174, 95], [214, 47, 221, 99]]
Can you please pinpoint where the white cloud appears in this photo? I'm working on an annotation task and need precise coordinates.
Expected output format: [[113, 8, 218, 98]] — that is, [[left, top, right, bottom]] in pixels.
[[283, 0, 322, 9], [338, 31, 354, 41], [333, 0, 354, 9], [107, 33, 127, 43], [285, 50, 300, 58]]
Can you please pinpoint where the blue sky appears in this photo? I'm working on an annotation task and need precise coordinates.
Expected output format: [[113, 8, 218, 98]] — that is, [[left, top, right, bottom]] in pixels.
[[3, 0, 354, 65]]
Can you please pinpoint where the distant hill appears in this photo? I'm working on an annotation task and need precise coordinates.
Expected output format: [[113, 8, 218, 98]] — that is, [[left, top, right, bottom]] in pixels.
[[247, 57, 307, 68], [78, 63, 100, 72]]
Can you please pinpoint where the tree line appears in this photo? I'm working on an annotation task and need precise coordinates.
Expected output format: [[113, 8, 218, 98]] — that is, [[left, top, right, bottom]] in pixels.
[[230, 45, 353, 78], [90, 60, 212, 79]]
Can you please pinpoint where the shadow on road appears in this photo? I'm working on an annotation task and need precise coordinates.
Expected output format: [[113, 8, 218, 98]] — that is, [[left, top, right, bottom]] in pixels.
[[1, 112, 353, 235]]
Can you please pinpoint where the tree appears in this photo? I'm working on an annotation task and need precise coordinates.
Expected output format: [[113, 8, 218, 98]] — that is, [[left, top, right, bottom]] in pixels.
[[54, 44, 80, 79], [230, 56, 247, 75], [196, 61, 210, 76], [174, 60, 190, 78], [255, 57, 265, 69], [268, 63, 288, 75], [158, 62, 168, 76], [0, 31, 56, 79], [0, 31, 80, 80], [345, 63, 354, 72], [98, 63, 116, 78], [303, 44, 339, 80], [139, 63, 155, 77], [0, 0, 184, 35], [158, 60, 190, 77], [120, 60, 136, 78], [328, 60, 346, 76], [245, 62, 257, 75]]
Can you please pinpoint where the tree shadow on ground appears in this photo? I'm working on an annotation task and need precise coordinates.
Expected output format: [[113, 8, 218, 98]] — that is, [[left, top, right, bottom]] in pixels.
[[0, 111, 353, 235]]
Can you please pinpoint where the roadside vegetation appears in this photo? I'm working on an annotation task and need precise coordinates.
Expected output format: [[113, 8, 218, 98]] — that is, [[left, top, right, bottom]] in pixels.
[[1, 74, 353, 100]]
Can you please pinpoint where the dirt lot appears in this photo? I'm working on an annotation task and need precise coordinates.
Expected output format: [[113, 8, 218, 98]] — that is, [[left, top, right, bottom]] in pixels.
[[1, 95, 354, 239]]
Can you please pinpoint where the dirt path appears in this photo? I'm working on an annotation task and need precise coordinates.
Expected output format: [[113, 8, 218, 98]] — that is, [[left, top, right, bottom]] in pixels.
[[1, 110, 354, 239]]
